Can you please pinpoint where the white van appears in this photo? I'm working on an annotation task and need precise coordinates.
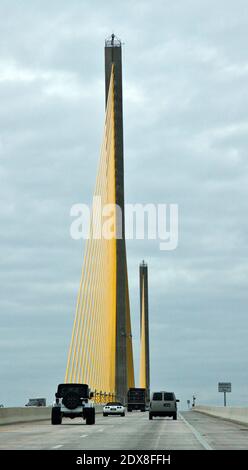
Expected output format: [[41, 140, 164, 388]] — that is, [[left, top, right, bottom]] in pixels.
[[149, 391, 179, 420]]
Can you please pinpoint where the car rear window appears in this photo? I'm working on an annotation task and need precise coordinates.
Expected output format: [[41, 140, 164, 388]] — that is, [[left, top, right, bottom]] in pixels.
[[106, 402, 122, 406], [153, 393, 163, 401], [164, 393, 174, 401]]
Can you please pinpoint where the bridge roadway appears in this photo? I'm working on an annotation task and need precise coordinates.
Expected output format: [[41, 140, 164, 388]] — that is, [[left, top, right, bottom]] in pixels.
[[0, 411, 247, 450]]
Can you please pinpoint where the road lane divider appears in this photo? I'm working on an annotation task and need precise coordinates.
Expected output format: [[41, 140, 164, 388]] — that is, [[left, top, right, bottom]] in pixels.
[[179, 413, 212, 450]]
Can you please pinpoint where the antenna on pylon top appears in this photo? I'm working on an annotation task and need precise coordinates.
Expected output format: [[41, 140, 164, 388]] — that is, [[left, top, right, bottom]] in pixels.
[[105, 33, 122, 48]]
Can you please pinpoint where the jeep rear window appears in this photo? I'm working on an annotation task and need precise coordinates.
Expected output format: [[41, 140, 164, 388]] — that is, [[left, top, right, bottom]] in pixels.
[[57, 384, 89, 398], [164, 393, 174, 401], [153, 393, 163, 401]]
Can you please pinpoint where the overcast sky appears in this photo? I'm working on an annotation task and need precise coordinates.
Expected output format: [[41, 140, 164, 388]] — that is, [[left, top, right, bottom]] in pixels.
[[0, 0, 248, 408]]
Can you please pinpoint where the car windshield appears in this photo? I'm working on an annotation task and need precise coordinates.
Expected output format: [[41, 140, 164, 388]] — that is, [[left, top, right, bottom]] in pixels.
[[153, 393, 163, 401], [164, 393, 174, 401], [106, 402, 122, 406]]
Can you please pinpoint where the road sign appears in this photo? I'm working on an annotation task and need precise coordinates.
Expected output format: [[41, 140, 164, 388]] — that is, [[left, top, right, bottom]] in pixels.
[[218, 382, 231, 407], [218, 382, 231, 392]]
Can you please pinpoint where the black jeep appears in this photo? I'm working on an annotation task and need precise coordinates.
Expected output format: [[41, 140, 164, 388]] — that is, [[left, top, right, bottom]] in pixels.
[[51, 383, 95, 425]]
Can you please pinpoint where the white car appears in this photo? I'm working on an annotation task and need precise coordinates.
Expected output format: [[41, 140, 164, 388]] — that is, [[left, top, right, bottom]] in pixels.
[[103, 402, 125, 417]]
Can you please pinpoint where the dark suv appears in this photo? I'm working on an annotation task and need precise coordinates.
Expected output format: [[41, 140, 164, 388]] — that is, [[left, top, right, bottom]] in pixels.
[[51, 383, 95, 425]]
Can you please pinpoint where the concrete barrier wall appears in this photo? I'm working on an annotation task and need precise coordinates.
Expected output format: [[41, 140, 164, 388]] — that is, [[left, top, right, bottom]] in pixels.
[[0, 407, 51, 425], [193, 405, 248, 425], [0, 405, 103, 426]]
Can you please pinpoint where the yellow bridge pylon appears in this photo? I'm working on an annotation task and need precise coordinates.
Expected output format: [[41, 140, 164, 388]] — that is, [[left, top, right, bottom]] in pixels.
[[65, 56, 134, 401], [139, 261, 150, 400]]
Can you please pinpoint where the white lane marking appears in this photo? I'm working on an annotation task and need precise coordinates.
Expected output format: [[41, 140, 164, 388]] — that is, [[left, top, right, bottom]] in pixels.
[[51, 444, 64, 449], [80, 435, 88, 438], [179, 413, 212, 450], [154, 431, 161, 450], [97, 428, 104, 432]]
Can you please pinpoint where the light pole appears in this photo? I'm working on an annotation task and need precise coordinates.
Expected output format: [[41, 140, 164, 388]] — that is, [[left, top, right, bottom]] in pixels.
[[192, 395, 196, 407]]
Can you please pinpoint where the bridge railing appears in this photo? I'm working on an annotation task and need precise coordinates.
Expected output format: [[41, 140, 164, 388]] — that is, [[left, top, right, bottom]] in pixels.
[[93, 390, 117, 404]]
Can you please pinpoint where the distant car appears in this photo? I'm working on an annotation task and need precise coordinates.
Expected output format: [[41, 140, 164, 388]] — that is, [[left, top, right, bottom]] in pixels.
[[51, 383, 95, 425], [103, 402, 125, 417], [25, 398, 46, 407], [149, 391, 180, 420]]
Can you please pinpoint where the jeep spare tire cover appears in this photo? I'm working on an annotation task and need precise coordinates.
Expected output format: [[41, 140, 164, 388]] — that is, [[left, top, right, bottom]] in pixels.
[[62, 392, 80, 410]]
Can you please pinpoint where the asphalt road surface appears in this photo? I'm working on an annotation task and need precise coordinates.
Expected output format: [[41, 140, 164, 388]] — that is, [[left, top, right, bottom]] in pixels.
[[0, 411, 247, 450]]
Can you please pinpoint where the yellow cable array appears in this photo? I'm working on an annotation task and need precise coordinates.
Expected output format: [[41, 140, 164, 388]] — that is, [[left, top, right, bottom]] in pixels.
[[65, 66, 124, 395], [125, 257, 135, 389]]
